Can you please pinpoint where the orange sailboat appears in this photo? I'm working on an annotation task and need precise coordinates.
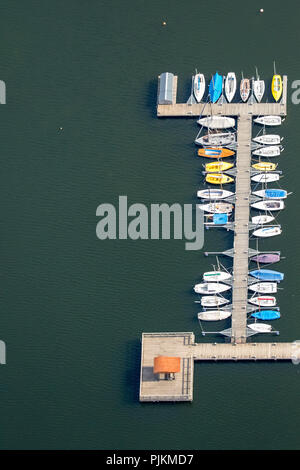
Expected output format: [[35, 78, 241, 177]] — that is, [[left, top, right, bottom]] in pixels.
[[197, 147, 235, 158]]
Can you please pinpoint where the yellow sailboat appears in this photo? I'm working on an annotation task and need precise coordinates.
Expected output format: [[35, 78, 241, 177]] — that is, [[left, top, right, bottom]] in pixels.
[[272, 63, 282, 102], [205, 161, 234, 173], [206, 173, 234, 185], [252, 162, 278, 171]]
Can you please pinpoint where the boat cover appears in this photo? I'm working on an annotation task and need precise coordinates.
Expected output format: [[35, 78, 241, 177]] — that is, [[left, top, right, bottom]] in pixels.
[[213, 213, 228, 225], [251, 310, 281, 320]]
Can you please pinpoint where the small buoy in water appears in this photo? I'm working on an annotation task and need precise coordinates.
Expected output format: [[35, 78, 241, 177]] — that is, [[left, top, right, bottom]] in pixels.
[[260, 8, 264, 13], [162, 21, 167, 26], [59, 127, 63, 131]]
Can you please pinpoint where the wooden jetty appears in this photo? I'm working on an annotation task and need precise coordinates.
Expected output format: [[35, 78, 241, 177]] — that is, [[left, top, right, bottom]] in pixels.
[[139, 74, 297, 403]]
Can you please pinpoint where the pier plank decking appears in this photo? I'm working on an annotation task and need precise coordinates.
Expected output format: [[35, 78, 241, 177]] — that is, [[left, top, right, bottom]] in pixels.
[[139, 74, 297, 402]]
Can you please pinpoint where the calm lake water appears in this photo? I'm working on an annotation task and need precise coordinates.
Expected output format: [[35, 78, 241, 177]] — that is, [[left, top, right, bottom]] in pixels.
[[0, 0, 299, 450]]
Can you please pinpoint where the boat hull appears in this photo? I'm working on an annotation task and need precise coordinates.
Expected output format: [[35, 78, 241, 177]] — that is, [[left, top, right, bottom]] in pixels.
[[254, 116, 282, 126], [253, 79, 265, 102], [197, 116, 235, 129], [193, 73, 206, 102], [209, 72, 223, 103], [252, 162, 278, 172], [253, 134, 281, 145], [197, 147, 235, 158], [253, 189, 287, 199], [248, 282, 278, 294], [194, 282, 231, 294], [252, 145, 282, 157], [198, 202, 233, 214], [249, 269, 284, 282], [240, 78, 250, 102], [198, 311, 232, 321], [206, 174, 234, 185], [251, 254, 280, 264], [225, 72, 237, 102], [195, 133, 236, 147], [252, 226, 282, 238], [200, 296, 230, 307], [248, 296, 277, 307], [248, 323, 272, 333], [203, 271, 232, 282], [251, 173, 280, 183], [251, 310, 281, 320], [205, 161, 234, 172], [272, 74, 283, 102], [251, 215, 275, 225], [197, 189, 234, 200], [251, 200, 284, 211]]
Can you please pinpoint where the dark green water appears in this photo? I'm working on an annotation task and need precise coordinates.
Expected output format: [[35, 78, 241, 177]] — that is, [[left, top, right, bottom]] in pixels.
[[0, 0, 299, 450]]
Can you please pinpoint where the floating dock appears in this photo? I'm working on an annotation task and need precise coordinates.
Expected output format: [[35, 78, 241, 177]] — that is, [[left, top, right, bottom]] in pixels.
[[139, 74, 299, 402]]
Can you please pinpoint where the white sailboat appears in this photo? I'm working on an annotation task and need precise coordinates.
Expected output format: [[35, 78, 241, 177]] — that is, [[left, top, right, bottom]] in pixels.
[[200, 296, 230, 307], [252, 189, 287, 199], [252, 145, 283, 157], [194, 282, 231, 295], [252, 134, 282, 145], [197, 116, 235, 129], [251, 215, 275, 224], [203, 271, 232, 282], [193, 72, 206, 102], [251, 173, 280, 183], [254, 116, 282, 126], [224, 72, 237, 102], [198, 310, 232, 321], [197, 189, 234, 200], [248, 323, 272, 333], [248, 296, 277, 307], [198, 202, 233, 214], [251, 200, 284, 211], [252, 226, 282, 238], [253, 68, 265, 102], [248, 282, 278, 294], [195, 132, 236, 147]]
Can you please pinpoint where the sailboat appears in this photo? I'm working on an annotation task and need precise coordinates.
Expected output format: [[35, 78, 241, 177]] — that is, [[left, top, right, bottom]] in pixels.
[[254, 116, 282, 126], [252, 189, 287, 199], [193, 71, 206, 102], [250, 253, 280, 264], [198, 310, 232, 321], [198, 202, 233, 214], [197, 189, 234, 200], [200, 296, 230, 307], [203, 271, 232, 282], [251, 310, 281, 320], [209, 72, 223, 103], [205, 161, 234, 172], [248, 296, 276, 307], [206, 174, 234, 185], [197, 148, 235, 158], [251, 173, 280, 183], [252, 134, 282, 145], [251, 215, 275, 224], [195, 132, 236, 147], [248, 282, 278, 294], [248, 323, 272, 333], [272, 62, 283, 102], [252, 226, 282, 238], [252, 145, 283, 157], [240, 72, 251, 102], [249, 269, 284, 282], [197, 116, 235, 129], [224, 72, 237, 102], [251, 200, 284, 211], [194, 282, 231, 294], [253, 67, 265, 102], [252, 162, 278, 171]]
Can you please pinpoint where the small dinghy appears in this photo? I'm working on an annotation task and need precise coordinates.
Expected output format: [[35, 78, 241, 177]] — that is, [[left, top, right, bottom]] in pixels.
[[200, 296, 230, 307], [253, 69, 265, 102], [252, 162, 278, 172], [251, 200, 284, 211], [251, 253, 280, 264], [197, 147, 235, 158], [251, 215, 275, 225], [251, 173, 280, 183], [252, 226, 282, 238], [248, 296, 276, 307], [205, 161, 234, 173], [198, 310, 232, 321], [209, 72, 223, 103], [194, 282, 231, 295], [197, 189, 234, 200], [248, 282, 278, 294], [206, 173, 234, 185], [251, 310, 281, 321], [193, 72, 206, 102], [249, 269, 284, 282], [197, 116, 235, 129], [254, 116, 282, 126], [225, 72, 237, 102], [252, 145, 283, 158], [252, 134, 281, 145], [198, 202, 233, 214], [240, 75, 251, 102], [248, 323, 272, 333], [195, 132, 236, 147], [203, 271, 232, 282], [253, 189, 287, 199]]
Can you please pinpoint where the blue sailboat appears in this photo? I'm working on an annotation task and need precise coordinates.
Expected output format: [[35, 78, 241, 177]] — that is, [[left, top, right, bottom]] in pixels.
[[251, 310, 281, 321], [209, 73, 223, 103], [249, 269, 284, 282], [265, 189, 287, 199]]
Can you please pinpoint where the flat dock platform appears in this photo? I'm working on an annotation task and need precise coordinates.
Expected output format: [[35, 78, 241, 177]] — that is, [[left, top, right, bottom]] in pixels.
[[139, 333, 299, 402]]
